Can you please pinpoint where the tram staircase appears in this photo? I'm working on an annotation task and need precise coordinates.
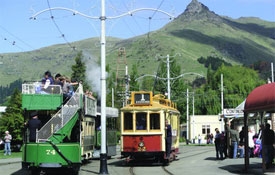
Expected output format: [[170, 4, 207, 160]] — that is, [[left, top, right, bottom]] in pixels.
[[36, 84, 83, 144]]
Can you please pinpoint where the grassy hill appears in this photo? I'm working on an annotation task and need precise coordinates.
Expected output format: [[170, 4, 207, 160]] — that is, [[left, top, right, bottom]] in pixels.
[[0, 0, 274, 86]]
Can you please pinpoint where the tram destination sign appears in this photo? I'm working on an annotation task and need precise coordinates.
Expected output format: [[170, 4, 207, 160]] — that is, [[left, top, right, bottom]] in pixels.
[[133, 92, 152, 105]]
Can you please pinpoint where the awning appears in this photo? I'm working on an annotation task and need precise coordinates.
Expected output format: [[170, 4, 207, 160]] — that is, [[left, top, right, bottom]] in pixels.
[[244, 82, 275, 113], [243, 82, 275, 172]]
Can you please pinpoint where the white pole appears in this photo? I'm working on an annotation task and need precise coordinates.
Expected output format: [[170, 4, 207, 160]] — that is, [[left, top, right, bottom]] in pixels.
[[112, 88, 114, 107], [221, 74, 224, 131], [192, 92, 195, 142], [186, 88, 189, 142], [99, 0, 108, 174], [192, 92, 194, 117], [271, 62, 274, 83], [167, 54, 171, 99]]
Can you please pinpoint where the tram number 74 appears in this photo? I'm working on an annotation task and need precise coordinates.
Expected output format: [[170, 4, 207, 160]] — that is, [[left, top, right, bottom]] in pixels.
[[46, 149, 56, 155]]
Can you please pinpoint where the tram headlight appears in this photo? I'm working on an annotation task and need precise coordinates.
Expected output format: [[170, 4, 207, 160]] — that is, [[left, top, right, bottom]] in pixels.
[[138, 141, 144, 147], [137, 141, 146, 151]]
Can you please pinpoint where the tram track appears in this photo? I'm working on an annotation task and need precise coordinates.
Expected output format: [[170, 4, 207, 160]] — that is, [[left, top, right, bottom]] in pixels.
[[129, 167, 135, 175], [179, 146, 214, 159], [129, 166, 175, 175], [161, 166, 174, 175], [127, 146, 214, 175]]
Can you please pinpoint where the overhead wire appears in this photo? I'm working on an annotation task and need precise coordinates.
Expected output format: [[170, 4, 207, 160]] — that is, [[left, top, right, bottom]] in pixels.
[[147, 0, 165, 39], [46, 0, 76, 51], [0, 25, 36, 52], [118, 0, 144, 37]]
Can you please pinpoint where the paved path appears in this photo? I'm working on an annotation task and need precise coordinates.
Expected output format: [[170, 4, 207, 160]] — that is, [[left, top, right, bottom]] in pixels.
[[0, 144, 274, 175]]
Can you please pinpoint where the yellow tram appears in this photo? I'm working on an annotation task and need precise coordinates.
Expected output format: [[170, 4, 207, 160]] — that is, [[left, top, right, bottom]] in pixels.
[[120, 91, 180, 164]]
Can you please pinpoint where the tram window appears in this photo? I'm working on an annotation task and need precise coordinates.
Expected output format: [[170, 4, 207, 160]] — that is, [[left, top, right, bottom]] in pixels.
[[150, 113, 160, 130], [124, 112, 133, 130], [136, 112, 147, 130]]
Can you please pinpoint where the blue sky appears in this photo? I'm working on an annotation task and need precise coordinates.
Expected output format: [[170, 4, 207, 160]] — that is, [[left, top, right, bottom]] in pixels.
[[0, 0, 274, 53]]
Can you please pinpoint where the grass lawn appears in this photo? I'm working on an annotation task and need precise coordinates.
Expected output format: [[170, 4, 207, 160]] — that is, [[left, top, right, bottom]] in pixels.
[[0, 150, 22, 159]]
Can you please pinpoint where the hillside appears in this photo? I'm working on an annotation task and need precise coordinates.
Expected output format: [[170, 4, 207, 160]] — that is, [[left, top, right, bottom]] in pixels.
[[0, 0, 274, 86]]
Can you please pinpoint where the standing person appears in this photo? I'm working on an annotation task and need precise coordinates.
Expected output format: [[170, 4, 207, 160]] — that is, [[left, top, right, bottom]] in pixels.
[[210, 133, 214, 144], [214, 128, 223, 160], [165, 120, 172, 160], [248, 127, 255, 157], [220, 131, 227, 158], [198, 134, 202, 145], [239, 126, 245, 146], [262, 123, 274, 169], [226, 121, 239, 159], [25, 111, 42, 142], [3, 131, 12, 155]]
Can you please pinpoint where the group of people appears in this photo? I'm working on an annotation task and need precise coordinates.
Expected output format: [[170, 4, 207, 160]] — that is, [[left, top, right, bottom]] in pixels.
[[206, 133, 214, 144], [40, 71, 79, 101], [214, 121, 274, 168], [214, 128, 227, 160], [235, 122, 274, 165]]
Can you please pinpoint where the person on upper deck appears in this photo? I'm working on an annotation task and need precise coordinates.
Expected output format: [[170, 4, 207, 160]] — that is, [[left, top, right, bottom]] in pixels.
[[60, 76, 79, 102], [42, 71, 54, 85], [41, 71, 54, 93]]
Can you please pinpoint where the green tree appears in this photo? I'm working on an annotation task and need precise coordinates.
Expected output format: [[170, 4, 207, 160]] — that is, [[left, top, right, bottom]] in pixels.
[[129, 64, 140, 91], [214, 65, 264, 109], [71, 51, 90, 92], [195, 65, 265, 115], [0, 88, 24, 144]]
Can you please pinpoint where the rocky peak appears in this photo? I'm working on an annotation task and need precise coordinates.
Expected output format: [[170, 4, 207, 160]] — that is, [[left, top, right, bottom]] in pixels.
[[177, 0, 223, 23], [184, 0, 209, 14]]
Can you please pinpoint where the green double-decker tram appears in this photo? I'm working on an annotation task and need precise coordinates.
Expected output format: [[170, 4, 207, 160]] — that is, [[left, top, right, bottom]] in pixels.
[[21, 82, 118, 175]]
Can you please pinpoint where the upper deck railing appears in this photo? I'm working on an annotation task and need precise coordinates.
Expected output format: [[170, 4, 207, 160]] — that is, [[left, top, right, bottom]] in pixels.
[[22, 82, 62, 95]]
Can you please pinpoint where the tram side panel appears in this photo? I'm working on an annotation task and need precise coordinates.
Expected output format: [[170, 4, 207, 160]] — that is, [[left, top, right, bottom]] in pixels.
[[169, 113, 180, 154]]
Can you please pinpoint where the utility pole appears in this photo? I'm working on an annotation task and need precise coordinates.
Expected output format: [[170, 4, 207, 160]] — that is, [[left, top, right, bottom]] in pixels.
[[186, 88, 189, 142], [167, 55, 171, 99], [99, 0, 108, 173], [271, 62, 274, 83], [155, 53, 180, 99], [221, 74, 224, 131]]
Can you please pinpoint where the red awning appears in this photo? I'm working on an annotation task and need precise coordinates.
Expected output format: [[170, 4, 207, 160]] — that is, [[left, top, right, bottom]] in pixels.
[[244, 82, 275, 113]]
